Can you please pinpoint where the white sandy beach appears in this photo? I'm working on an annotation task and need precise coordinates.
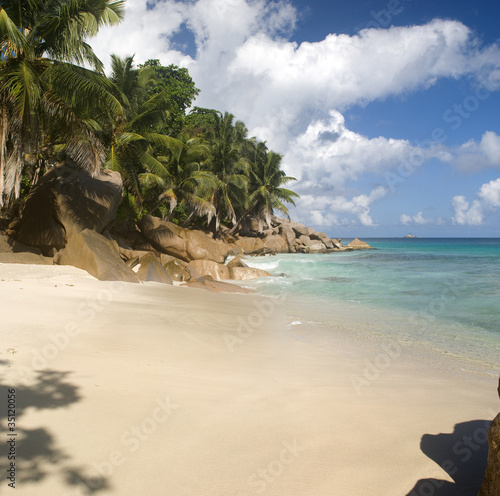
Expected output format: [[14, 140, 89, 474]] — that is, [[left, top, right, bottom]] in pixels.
[[0, 263, 498, 496]]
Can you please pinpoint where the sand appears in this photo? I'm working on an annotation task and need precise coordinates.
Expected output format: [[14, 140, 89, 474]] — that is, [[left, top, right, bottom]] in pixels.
[[0, 262, 498, 496]]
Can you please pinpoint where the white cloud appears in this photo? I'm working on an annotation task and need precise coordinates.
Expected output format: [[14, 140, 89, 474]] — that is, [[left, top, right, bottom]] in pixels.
[[284, 110, 438, 192], [452, 178, 500, 225], [400, 212, 442, 225], [87, 1, 500, 229], [446, 131, 500, 172], [296, 186, 388, 228]]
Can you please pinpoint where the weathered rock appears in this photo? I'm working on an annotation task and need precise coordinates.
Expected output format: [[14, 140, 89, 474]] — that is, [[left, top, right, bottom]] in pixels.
[[188, 260, 230, 280], [0, 252, 53, 265], [164, 259, 191, 282], [279, 225, 296, 250], [229, 266, 272, 280], [331, 238, 343, 249], [291, 222, 309, 237], [137, 215, 231, 263], [226, 256, 249, 269], [478, 377, 500, 496], [54, 229, 139, 282], [233, 236, 265, 255], [135, 252, 173, 284], [14, 163, 123, 255], [0, 233, 53, 264], [262, 234, 288, 253], [310, 231, 334, 249], [347, 238, 374, 250]]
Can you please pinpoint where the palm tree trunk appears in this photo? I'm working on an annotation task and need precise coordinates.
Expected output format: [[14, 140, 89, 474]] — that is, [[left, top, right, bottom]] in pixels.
[[0, 106, 6, 208]]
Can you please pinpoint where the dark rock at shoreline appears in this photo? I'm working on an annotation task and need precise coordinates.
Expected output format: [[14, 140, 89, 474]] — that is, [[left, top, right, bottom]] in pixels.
[[163, 259, 190, 282], [135, 252, 173, 284], [13, 163, 123, 255], [54, 229, 139, 283], [478, 377, 500, 496], [188, 259, 230, 280], [228, 266, 272, 280]]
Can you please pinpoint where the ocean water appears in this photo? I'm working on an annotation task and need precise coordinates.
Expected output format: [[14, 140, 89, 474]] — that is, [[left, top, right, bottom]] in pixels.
[[240, 238, 500, 375]]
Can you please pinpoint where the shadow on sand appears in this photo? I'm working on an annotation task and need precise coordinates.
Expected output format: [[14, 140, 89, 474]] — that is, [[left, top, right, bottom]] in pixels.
[[0, 369, 110, 494], [405, 419, 490, 496]]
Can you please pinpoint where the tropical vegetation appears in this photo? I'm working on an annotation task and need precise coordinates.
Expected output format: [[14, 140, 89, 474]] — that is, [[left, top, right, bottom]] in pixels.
[[0, 0, 298, 235]]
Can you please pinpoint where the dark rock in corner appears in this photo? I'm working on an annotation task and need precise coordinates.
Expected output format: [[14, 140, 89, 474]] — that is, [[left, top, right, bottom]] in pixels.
[[478, 377, 500, 496]]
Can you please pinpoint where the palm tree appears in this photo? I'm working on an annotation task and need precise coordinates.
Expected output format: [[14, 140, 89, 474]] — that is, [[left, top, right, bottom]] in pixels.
[[207, 111, 250, 230], [104, 54, 177, 201], [228, 141, 299, 234], [140, 135, 217, 224], [0, 0, 125, 209]]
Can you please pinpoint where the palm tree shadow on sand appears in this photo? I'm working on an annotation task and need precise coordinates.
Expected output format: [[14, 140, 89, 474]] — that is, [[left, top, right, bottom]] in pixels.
[[405, 420, 491, 496], [0, 369, 110, 494]]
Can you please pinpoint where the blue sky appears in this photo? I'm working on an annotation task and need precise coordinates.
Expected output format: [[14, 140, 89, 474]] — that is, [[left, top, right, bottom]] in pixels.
[[90, 0, 500, 237]]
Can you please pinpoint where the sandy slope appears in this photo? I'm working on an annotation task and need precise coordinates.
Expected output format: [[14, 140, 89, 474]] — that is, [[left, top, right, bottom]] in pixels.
[[0, 263, 498, 496]]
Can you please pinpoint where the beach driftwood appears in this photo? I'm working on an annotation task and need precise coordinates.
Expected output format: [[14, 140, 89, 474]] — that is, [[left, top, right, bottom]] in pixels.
[[478, 377, 500, 496]]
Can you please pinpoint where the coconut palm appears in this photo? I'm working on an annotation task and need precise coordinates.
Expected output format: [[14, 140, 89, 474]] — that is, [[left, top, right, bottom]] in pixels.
[[0, 0, 125, 208], [104, 54, 177, 200], [227, 140, 299, 234], [206, 111, 250, 230], [140, 135, 217, 224]]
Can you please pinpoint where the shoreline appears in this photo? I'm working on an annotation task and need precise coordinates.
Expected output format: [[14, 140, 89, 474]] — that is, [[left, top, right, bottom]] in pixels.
[[1, 263, 498, 495]]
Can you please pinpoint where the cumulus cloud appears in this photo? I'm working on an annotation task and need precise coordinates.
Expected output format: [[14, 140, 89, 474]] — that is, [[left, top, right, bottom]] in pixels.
[[452, 178, 500, 225], [445, 131, 500, 172], [296, 186, 388, 228], [88, 0, 500, 229], [400, 212, 443, 225], [284, 110, 442, 192]]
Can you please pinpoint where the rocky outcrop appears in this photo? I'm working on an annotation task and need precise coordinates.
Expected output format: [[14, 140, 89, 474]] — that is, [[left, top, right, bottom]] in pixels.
[[12, 163, 123, 255], [228, 267, 272, 280], [135, 252, 173, 284], [0, 233, 53, 265], [347, 238, 374, 250], [137, 215, 232, 263], [163, 259, 190, 282], [188, 260, 230, 281], [478, 377, 500, 496], [54, 229, 139, 282]]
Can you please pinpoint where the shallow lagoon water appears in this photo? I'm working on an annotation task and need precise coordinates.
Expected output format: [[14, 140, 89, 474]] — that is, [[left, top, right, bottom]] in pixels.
[[241, 238, 500, 375]]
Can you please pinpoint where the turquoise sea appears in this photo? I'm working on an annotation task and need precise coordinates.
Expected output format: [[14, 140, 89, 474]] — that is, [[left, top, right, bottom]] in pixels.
[[241, 238, 500, 375]]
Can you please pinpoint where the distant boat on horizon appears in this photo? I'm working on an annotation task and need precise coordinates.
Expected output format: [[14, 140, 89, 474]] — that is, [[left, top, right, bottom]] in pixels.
[[404, 233, 418, 238]]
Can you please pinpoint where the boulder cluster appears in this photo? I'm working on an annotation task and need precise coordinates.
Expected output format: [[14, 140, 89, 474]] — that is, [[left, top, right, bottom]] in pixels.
[[3, 164, 373, 289]]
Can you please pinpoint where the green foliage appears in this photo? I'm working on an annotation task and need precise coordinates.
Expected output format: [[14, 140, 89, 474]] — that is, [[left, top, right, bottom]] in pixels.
[[1, 3, 299, 232], [0, 0, 124, 209], [183, 107, 219, 138], [138, 59, 199, 137]]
